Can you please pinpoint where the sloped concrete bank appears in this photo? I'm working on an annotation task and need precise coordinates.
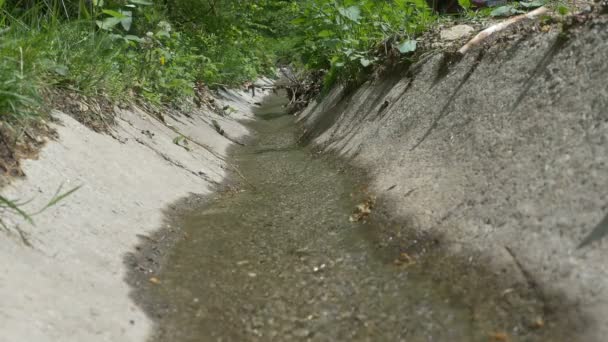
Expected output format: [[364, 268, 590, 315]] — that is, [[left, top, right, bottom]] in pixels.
[[300, 16, 608, 340], [0, 82, 270, 342]]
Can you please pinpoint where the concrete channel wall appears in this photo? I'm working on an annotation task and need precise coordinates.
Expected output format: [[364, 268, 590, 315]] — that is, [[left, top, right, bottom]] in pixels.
[[0, 81, 272, 342], [300, 16, 608, 340]]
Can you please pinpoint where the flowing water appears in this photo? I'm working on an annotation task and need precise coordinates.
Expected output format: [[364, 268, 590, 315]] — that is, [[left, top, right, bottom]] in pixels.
[[129, 93, 579, 341]]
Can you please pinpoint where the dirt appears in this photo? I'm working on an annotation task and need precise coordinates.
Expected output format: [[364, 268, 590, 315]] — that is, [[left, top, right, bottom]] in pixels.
[[0, 118, 57, 186]]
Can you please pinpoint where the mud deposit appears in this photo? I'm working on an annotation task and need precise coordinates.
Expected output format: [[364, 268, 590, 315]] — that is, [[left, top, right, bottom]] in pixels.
[[126, 93, 583, 341]]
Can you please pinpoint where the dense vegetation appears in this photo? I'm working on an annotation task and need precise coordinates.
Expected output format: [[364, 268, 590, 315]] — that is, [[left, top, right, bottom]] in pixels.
[[0, 0, 440, 226], [0, 0, 438, 124], [0, 0, 562, 225]]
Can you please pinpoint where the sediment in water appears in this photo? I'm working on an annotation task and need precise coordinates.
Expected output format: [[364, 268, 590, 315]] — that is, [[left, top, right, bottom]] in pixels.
[[128, 92, 585, 341]]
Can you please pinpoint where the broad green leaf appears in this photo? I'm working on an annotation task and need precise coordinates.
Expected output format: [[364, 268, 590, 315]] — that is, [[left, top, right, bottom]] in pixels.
[[490, 5, 524, 17], [155, 29, 170, 38], [102, 9, 126, 18], [458, 0, 471, 9], [53, 65, 69, 76], [397, 40, 417, 53], [520, 0, 544, 8], [129, 0, 153, 5], [338, 6, 361, 22], [557, 4, 569, 15], [108, 33, 123, 41], [331, 56, 345, 68], [124, 35, 143, 42], [317, 30, 333, 38], [360, 58, 372, 67], [291, 17, 306, 25], [490, 6, 511, 16], [120, 11, 133, 31], [96, 17, 121, 30]]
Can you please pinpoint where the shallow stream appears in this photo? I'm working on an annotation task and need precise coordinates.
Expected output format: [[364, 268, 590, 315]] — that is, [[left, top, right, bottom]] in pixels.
[[129, 93, 578, 341]]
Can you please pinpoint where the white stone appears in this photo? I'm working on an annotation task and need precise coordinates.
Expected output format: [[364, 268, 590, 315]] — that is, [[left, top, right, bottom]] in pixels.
[[440, 24, 475, 41]]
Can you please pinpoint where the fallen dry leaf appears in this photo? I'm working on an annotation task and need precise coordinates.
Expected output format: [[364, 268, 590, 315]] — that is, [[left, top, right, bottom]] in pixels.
[[489, 331, 509, 341], [531, 316, 544, 329], [149, 277, 161, 285], [349, 196, 376, 222], [393, 252, 416, 267]]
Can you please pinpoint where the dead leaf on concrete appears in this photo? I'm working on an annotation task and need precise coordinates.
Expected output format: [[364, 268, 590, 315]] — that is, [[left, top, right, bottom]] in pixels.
[[393, 252, 416, 267], [530, 316, 544, 329], [149, 277, 161, 284], [349, 196, 376, 222], [489, 331, 509, 341]]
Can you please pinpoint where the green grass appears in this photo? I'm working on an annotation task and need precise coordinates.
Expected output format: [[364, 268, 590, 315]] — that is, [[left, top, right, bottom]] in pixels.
[[0, 0, 280, 126], [0, 38, 42, 123], [0, 183, 81, 245]]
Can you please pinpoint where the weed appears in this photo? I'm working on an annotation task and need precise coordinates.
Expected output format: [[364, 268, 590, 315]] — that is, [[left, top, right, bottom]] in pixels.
[[0, 183, 80, 245]]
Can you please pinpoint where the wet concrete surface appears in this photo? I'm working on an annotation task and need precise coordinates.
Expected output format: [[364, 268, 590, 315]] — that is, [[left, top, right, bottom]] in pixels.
[[127, 93, 584, 341]]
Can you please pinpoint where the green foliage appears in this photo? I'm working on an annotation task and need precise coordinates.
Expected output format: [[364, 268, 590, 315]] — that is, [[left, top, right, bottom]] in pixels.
[[556, 4, 570, 15], [490, 1, 546, 17], [0, 0, 440, 121], [0, 183, 81, 244], [0, 47, 40, 121], [458, 0, 472, 10], [0, 0, 446, 237], [289, 0, 434, 86]]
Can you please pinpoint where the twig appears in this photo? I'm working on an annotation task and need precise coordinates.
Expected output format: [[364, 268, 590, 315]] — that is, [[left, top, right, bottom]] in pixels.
[[504, 245, 549, 315], [459, 7, 550, 55]]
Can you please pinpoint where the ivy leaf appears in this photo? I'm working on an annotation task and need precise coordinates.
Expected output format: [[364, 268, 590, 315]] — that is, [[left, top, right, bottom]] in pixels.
[[397, 39, 417, 54]]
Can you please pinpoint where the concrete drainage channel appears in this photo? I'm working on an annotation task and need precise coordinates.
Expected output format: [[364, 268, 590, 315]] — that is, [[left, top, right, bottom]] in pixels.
[[0, 83, 269, 341], [127, 92, 583, 341], [130, 16, 608, 341], [2, 13, 608, 342]]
